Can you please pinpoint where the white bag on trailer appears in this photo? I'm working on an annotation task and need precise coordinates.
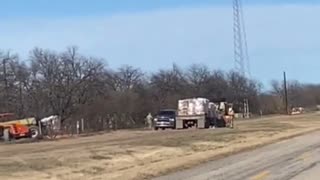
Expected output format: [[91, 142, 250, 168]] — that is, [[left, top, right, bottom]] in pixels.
[[178, 98, 210, 116]]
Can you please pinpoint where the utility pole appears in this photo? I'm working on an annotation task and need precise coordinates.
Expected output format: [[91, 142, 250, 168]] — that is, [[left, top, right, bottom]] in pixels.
[[2, 56, 9, 112], [283, 71, 289, 115], [234, 0, 251, 118]]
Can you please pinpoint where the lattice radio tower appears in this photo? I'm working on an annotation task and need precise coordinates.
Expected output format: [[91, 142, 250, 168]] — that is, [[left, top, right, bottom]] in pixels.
[[233, 0, 250, 78]]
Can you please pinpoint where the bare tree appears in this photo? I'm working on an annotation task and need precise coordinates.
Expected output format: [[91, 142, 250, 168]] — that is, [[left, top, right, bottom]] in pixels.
[[150, 64, 187, 109], [27, 47, 104, 121], [186, 64, 210, 96], [0, 51, 19, 113], [2, 46, 318, 133], [106, 65, 144, 92]]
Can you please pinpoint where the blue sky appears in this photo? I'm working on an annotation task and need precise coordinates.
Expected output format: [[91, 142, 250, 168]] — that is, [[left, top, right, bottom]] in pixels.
[[1, 0, 320, 87], [1, 0, 318, 17]]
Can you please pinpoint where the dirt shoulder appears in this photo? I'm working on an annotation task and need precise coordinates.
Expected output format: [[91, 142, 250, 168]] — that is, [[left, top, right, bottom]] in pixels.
[[1, 113, 320, 180]]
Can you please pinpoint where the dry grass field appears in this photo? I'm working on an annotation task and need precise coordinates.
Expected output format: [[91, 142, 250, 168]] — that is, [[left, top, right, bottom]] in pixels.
[[1, 113, 320, 180]]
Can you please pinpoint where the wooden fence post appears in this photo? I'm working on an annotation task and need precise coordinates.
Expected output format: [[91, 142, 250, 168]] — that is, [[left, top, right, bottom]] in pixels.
[[76, 121, 80, 134]]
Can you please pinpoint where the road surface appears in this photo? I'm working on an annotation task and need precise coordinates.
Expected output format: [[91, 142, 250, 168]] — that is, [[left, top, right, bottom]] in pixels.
[[291, 163, 320, 180], [154, 131, 320, 180]]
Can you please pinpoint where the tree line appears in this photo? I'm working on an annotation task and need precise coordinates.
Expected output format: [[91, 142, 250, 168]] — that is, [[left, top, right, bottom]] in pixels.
[[0, 47, 319, 130]]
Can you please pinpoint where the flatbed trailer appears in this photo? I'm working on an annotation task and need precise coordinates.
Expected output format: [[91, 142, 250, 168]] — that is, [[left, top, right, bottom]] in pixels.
[[175, 114, 229, 129], [175, 114, 210, 129]]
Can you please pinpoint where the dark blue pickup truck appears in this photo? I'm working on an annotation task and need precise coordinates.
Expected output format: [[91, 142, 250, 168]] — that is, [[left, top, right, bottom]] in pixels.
[[154, 109, 176, 130]]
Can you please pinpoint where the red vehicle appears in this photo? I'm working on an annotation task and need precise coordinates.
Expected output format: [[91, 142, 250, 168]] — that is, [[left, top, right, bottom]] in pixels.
[[0, 113, 39, 141]]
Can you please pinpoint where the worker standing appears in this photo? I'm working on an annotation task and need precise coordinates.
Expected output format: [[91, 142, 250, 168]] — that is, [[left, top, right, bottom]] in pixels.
[[146, 113, 153, 129], [228, 105, 235, 128]]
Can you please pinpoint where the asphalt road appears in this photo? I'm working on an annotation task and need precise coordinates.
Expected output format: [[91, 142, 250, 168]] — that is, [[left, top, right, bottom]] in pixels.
[[291, 163, 320, 180], [154, 131, 320, 180]]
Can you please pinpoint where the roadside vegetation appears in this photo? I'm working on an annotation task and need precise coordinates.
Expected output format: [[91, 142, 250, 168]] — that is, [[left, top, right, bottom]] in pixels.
[[0, 47, 320, 131]]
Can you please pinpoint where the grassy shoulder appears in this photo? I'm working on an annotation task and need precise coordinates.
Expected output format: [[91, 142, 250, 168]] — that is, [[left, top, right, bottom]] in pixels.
[[0, 113, 320, 180]]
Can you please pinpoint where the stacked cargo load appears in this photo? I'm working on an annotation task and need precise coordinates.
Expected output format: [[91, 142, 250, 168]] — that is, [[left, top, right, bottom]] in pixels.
[[176, 98, 214, 129], [194, 98, 209, 115], [178, 98, 210, 116], [176, 98, 230, 129]]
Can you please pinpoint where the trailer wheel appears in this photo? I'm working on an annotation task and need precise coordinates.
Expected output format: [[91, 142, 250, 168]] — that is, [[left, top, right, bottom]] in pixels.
[[29, 126, 40, 139], [0, 126, 3, 137], [3, 129, 10, 142]]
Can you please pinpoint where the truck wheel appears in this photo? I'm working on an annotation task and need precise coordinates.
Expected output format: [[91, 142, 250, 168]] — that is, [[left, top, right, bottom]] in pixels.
[[154, 127, 159, 131], [29, 126, 40, 139], [3, 129, 10, 142]]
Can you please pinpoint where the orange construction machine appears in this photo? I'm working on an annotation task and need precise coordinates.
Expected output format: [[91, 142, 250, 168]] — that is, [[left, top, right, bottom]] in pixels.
[[0, 113, 40, 141]]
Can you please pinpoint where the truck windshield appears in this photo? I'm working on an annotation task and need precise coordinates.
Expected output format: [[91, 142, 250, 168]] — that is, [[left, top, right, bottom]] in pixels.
[[158, 111, 175, 116]]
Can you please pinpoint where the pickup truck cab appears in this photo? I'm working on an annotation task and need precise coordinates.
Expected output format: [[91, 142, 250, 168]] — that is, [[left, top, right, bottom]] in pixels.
[[154, 109, 176, 130]]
